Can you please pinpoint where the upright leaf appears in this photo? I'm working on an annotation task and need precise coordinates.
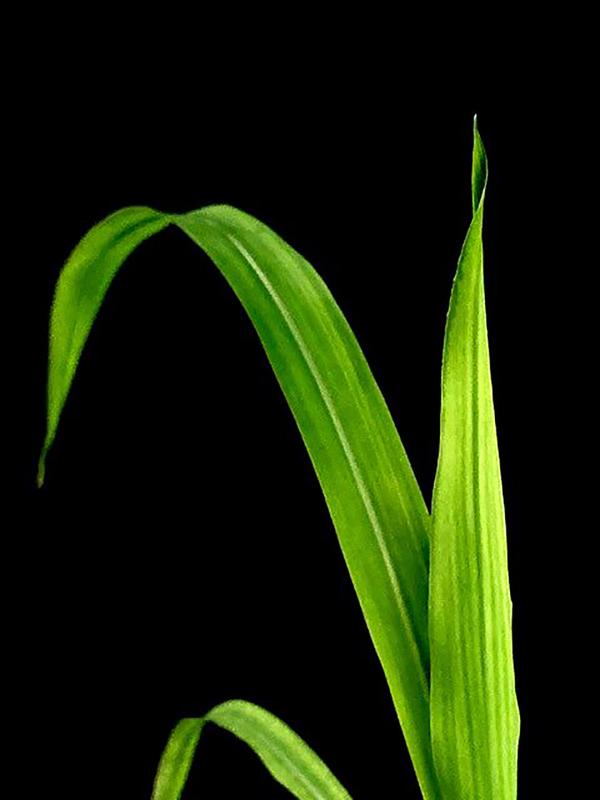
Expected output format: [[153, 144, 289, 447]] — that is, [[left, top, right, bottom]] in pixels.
[[151, 700, 351, 800], [429, 118, 520, 799], [39, 205, 440, 797]]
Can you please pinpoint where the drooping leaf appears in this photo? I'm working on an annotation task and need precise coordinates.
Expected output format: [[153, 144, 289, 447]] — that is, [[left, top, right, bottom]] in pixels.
[[151, 718, 204, 800], [37, 206, 170, 487], [39, 204, 439, 797], [151, 700, 351, 800], [429, 118, 520, 799]]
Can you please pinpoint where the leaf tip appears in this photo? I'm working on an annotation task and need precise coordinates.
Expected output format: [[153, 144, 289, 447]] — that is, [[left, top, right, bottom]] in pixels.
[[471, 115, 487, 212], [37, 443, 49, 489]]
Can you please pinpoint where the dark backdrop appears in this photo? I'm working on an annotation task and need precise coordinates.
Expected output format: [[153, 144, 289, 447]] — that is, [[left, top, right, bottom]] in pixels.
[[6, 25, 589, 800]]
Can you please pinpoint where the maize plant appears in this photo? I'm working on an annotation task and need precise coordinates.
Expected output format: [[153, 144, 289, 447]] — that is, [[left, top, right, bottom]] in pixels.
[[38, 118, 519, 799]]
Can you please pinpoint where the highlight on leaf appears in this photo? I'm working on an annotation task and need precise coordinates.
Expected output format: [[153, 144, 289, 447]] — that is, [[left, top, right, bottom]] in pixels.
[[38, 117, 519, 799]]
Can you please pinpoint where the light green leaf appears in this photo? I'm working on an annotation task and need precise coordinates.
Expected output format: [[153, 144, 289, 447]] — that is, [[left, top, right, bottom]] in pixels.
[[39, 204, 439, 797], [151, 718, 205, 800], [429, 117, 520, 799], [151, 700, 351, 800]]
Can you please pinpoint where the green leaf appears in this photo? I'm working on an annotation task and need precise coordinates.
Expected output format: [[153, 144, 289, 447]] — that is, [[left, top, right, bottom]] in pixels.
[[39, 204, 440, 797], [37, 206, 170, 487], [429, 117, 520, 799], [151, 718, 205, 800], [151, 700, 351, 800]]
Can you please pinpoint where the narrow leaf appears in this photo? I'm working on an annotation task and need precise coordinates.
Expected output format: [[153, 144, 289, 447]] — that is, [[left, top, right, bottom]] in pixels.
[[151, 700, 351, 800], [37, 206, 170, 487], [429, 118, 520, 799], [151, 718, 204, 800], [39, 205, 440, 797]]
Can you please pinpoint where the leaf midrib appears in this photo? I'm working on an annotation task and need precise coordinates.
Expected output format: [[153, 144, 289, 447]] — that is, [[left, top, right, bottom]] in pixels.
[[221, 228, 429, 699]]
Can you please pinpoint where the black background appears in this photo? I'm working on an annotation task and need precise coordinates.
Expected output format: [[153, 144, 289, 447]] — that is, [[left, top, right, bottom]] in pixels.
[[6, 18, 591, 800]]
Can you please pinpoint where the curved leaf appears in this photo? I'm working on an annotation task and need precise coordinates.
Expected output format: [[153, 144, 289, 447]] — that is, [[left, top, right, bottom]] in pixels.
[[39, 205, 439, 797], [151, 700, 351, 800], [37, 206, 170, 486], [429, 118, 520, 799]]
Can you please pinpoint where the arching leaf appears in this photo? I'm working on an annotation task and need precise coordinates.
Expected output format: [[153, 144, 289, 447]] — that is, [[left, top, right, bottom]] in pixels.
[[39, 203, 439, 798], [151, 701, 351, 800]]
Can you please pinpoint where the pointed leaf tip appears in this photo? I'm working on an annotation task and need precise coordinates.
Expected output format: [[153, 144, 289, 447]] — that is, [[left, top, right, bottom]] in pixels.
[[430, 122, 519, 800], [36, 456, 46, 489], [471, 116, 488, 213]]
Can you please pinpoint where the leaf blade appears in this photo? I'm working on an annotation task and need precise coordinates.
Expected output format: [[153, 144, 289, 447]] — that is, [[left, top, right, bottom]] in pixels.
[[37, 206, 170, 486], [429, 118, 520, 799], [151, 718, 205, 800], [176, 207, 438, 797], [151, 701, 351, 800], [40, 204, 440, 797]]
